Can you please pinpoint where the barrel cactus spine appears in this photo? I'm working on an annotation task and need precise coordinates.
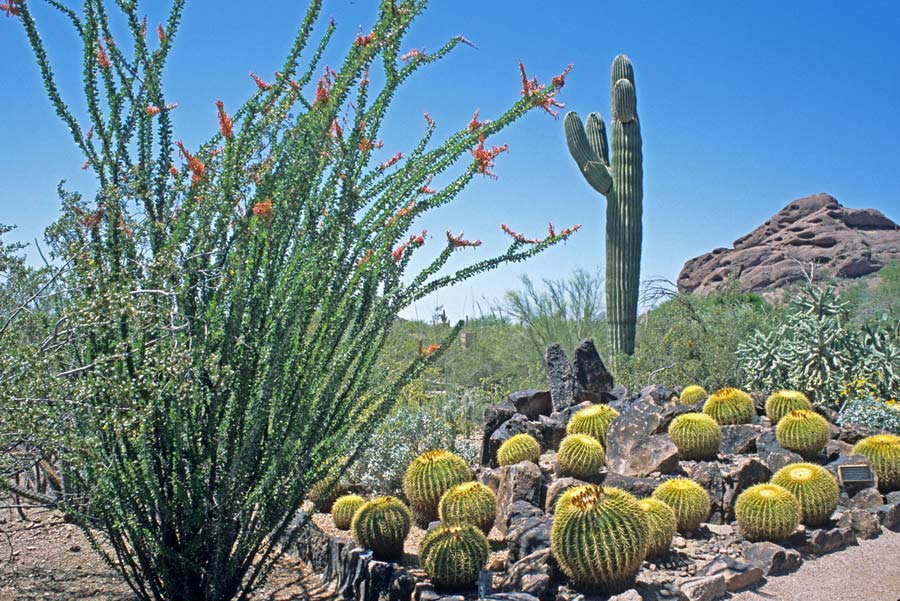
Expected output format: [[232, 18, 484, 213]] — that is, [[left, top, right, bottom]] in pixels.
[[765, 390, 812, 424], [564, 54, 642, 356], [438, 481, 497, 534], [550, 485, 649, 593], [771, 463, 839, 526], [403, 450, 472, 527], [331, 494, 365, 530], [556, 433, 605, 479], [734, 483, 801, 542], [703, 387, 755, 425], [668, 412, 721, 460], [350, 496, 411, 560], [566, 403, 620, 446], [851, 434, 900, 492], [680, 385, 708, 406], [420, 523, 490, 589], [497, 433, 542, 466], [775, 409, 830, 459], [651, 478, 711, 533], [637, 498, 678, 557]]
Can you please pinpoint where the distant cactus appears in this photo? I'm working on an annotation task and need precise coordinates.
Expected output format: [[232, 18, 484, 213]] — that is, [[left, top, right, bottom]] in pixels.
[[771, 463, 839, 526], [775, 409, 830, 459], [308, 477, 350, 512], [557, 434, 605, 479], [703, 388, 755, 425], [420, 523, 490, 589], [550, 485, 649, 593], [680, 385, 708, 406], [734, 483, 801, 542], [668, 412, 721, 460], [438, 481, 497, 534], [651, 478, 711, 533], [497, 433, 542, 466], [564, 54, 643, 356], [637, 498, 678, 557], [852, 434, 900, 492], [350, 496, 411, 560], [331, 494, 365, 530], [566, 403, 620, 446], [765, 390, 812, 424], [403, 450, 472, 527]]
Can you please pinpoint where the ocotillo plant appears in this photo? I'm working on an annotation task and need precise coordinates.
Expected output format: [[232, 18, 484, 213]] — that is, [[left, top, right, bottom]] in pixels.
[[4, 1, 575, 600], [565, 54, 643, 355]]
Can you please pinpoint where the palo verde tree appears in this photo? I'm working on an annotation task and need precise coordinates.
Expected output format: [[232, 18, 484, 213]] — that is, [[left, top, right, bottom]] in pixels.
[[3, 1, 576, 599]]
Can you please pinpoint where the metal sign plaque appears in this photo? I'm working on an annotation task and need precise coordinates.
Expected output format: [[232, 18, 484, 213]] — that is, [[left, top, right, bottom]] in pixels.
[[838, 464, 875, 486]]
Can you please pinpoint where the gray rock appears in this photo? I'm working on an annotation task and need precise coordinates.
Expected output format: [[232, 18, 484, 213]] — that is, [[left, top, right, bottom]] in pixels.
[[487, 415, 544, 468], [742, 541, 802, 575], [789, 526, 856, 556], [545, 477, 588, 513], [414, 581, 440, 601], [697, 556, 763, 592], [686, 462, 726, 524], [498, 548, 555, 599], [677, 574, 727, 601], [496, 462, 545, 534], [749, 391, 768, 416], [877, 502, 900, 531], [602, 473, 661, 498], [608, 590, 643, 601], [506, 514, 552, 564], [722, 458, 771, 520], [537, 415, 566, 450], [509, 390, 553, 420], [703, 523, 734, 537], [848, 487, 884, 510], [485, 594, 541, 601], [756, 430, 803, 473], [478, 467, 502, 494], [606, 400, 684, 477], [572, 339, 615, 403], [546, 344, 575, 411], [482, 402, 517, 466], [838, 422, 876, 444], [719, 425, 762, 455], [549, 401, 593, 430], [638, 384, 675, 405], [886, 491, 900, 504], [837, 508, 882, 539], [824, 439, 854, 462]]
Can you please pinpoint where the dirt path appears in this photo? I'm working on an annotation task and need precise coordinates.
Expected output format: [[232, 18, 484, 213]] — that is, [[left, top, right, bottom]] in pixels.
[[732, 529, 900, 601]]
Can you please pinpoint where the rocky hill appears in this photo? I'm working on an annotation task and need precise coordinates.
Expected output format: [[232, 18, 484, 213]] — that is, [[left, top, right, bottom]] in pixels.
[[678, 193, 900, 295]]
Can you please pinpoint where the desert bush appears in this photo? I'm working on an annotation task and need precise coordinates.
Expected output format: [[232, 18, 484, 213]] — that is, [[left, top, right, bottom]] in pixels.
[[3, 1, 573, 599], [838, 378, 900, 435]]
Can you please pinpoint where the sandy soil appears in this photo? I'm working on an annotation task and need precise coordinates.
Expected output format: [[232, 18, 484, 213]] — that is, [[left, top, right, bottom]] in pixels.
[[732, 529, 900, 601], [0, 502, 332, 601]]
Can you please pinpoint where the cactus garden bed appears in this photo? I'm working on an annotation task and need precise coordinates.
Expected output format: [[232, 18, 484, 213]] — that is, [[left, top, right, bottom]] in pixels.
[[293, 340, 900, 601]]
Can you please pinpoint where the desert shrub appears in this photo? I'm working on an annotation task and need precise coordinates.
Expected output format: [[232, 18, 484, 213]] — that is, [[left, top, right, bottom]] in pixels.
[[838, 379, 900, 435], [4, 2, 572, 599], [739, 282, 900, 406]]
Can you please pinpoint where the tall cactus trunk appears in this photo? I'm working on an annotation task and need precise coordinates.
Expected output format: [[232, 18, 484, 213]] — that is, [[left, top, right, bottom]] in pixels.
[[564, 54, 643, 356]]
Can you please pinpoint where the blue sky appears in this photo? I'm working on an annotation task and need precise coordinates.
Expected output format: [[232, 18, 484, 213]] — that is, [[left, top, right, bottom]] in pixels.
[[2, 1, 899, 321]]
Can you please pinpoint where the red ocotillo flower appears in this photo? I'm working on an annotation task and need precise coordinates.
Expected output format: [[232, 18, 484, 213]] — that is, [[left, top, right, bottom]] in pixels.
[[519, 61, 569, 117], [388, 200, 417, 226], [357, 249, 375, 269], [447, 230, 481, 249], [252, 199, 273, 221], [157, 24, 166, 44], [468, 109, 482, 132], [96, 42, 111, 69], [329, 118, 343, 139], [392, 230, 427, 263], [420, 344, 441, 357], [378, 151, 403, 171], [146, 105, 161, 117], [424, 112, 435, 128], [216, 100, 234, 139], [1, 0, 22, 17], [501, 224, 541, 245], [250, 72, 273, 90], [169, 164, 179, 177], [176, 141, 206, 183], [401, 48, 423, 61], [419, 175, 437, 195], [358, 137, 383, 152], [314, 66, 334, 106], [471, 135, 508, 179], [356, 29, 376, 47]]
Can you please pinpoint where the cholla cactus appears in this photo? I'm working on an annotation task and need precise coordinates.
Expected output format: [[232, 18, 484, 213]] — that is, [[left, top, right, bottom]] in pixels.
[[550, 485, 649, 593], [556, 433, 605, 479], [765, 390, 812, 424], [734, 483, 801, 542], [771, 463, 839, 526], [703, 388, 755, 425], [566, 403, 620, 446], [564, 55, 643, 356]]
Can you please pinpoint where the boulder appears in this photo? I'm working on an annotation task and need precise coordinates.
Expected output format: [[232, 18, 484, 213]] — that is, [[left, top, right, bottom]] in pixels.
[[496, 462, 545, 533], [509, 390, 553, 420], [838, 422, 877, 444], [756, 430, 803, 473], [506, 513, 552, 564], [601, 473, 661, 499], [824, 439, 854, 462], [572, 339, 615, 403], [848, 487, 884, 510], [637, 384, 676, 406], [677, 574, 727, 601], [482, 401, 517, 465], [720, 424, 763, 455], [837, 509, 882, 540], [789, 526, 857, 556], [686, 462, 726, 524], [677, 194, 900, 295], [742, 541, 802, 575], [537, 415, 566, 450], [877, 502, 900, 531], [722, 458, 771, 520], [546, 344, 575, 411], [498, 548, 555, 599], [697, 556, 763, 592], [605, 400, 685, 477]]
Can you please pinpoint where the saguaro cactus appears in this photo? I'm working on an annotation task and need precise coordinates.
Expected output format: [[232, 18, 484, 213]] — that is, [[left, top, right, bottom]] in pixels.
[[565, 55, 643, 355]]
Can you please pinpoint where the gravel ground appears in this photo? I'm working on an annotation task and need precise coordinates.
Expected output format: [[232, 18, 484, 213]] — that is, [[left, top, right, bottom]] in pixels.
[[732, 529, 900, 601]]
